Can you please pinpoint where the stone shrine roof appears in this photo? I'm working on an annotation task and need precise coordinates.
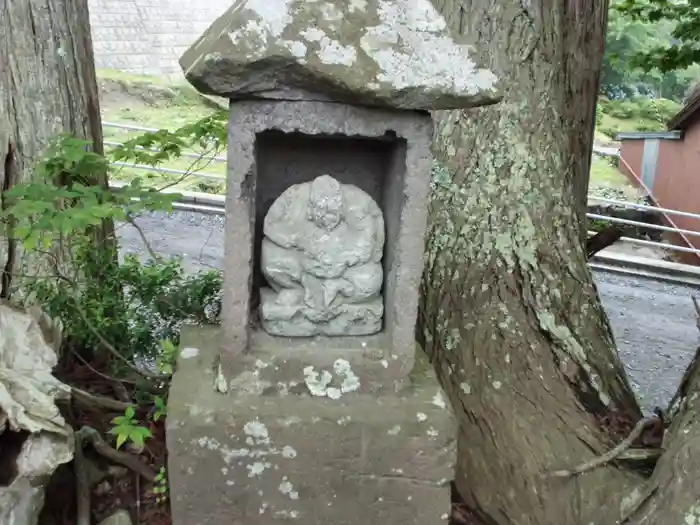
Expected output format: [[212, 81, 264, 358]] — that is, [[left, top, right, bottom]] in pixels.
[[180, 0, 500, 110]]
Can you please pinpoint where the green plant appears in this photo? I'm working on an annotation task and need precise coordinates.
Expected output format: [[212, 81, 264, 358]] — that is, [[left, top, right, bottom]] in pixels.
[[0, 136, 179, 251], [2, 118, 225, 375], [153, 466, 169, 504], [587, 218, 610, 233], [595, 104, 604, 126], [109, 406, 152, 450], [151, 395, 168, 422], [156, 339, 179, 376]]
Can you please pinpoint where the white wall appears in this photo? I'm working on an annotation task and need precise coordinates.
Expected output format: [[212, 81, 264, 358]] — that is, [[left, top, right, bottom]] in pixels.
[[88, 0, 231, 78]]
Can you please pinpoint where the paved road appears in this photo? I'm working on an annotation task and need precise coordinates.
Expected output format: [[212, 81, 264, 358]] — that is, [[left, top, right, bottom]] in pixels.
[[117, 210, 700, 412]]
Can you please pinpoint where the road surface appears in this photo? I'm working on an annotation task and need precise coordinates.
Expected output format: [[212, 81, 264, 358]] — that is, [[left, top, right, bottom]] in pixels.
[[117, 210, 700, 412]]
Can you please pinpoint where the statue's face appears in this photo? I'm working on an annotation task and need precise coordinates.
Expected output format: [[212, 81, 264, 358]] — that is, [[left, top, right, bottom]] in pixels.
[[309, 197, 343, 231], [308, 176, 344, 231]]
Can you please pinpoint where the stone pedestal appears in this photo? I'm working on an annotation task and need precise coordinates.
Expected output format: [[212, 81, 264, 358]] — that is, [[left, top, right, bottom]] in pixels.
[[167, 326, 455, 525]]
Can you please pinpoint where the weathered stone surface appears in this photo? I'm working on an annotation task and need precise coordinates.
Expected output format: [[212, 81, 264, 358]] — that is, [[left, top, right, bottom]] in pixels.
[[180, 0, 499, 109], [99, 510, 133, 525], [261, 174, 385, 337], [0, 302, 73, 525], [167, 326, 455, 525], [221, 100, 432, 378]]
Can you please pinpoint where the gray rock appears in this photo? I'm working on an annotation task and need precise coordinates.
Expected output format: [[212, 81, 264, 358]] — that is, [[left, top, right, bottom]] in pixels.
[[180, 0, 500, 109], [260, 175, 385, 336], [99, 509, 132, 525]]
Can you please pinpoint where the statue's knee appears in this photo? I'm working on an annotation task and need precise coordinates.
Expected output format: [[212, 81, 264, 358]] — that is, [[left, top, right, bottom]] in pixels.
[[346, 262, 383, 298]]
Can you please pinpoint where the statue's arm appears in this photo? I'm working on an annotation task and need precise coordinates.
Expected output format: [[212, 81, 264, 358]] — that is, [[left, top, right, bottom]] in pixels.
[[344, 190, 384, 264], [264, 188, 301, 248]]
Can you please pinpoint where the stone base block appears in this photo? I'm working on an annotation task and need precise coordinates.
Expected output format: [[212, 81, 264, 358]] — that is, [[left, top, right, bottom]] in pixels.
[[167, 326, 455, 525]]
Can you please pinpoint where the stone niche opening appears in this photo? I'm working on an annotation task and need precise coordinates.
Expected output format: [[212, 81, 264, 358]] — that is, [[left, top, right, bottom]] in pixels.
[[251, 129, 407, 336]]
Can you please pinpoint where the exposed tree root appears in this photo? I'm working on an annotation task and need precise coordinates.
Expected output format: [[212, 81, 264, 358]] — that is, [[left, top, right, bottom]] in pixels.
[[74, 429, 91, 525], [548, 413, 662, 477], [586, 225, 623, 259], [70, 386, 135, 412], [78, 426, 157, 482]]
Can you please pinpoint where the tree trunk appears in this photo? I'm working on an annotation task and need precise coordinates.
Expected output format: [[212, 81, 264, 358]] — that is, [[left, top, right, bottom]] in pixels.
[[422, 1, 700, 524], [0, 0, 113, 298]]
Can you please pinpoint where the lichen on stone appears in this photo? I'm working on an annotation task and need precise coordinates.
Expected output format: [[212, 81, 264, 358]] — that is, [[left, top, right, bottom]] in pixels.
[[180, 0, 500, 110]]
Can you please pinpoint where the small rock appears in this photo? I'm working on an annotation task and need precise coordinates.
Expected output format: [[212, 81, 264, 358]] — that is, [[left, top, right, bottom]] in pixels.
[[93, 480, 112, 497], [99, 509, 132, 525], [107, 465, 129, 479]]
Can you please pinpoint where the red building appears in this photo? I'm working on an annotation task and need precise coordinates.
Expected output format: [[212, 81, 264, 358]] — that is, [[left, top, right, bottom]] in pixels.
[[617, 91, 700, 264]]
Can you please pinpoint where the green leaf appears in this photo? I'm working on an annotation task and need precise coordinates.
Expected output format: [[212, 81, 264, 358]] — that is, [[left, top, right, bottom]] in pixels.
[[115, 433, 128, 450]]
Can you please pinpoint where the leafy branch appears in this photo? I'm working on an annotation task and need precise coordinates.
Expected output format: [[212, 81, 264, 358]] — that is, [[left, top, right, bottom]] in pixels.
[[615, 0, 700, 72]]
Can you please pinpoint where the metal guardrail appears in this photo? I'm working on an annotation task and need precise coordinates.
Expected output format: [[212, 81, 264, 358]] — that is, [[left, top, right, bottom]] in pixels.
[[102, 121, 700, 258]]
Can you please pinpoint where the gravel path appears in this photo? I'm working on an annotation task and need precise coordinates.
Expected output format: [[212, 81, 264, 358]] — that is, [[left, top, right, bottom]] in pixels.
[[118, 210, 700, 412]]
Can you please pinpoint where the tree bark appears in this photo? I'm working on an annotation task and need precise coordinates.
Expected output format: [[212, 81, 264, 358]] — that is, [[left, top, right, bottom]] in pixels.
[[0, 0, 112, 298], [421, 1, 655, 524]]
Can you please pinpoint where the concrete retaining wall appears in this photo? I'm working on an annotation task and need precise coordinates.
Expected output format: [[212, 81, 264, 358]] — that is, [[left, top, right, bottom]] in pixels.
[[588, 199, 663, 241], [88, 0, 230, 78]]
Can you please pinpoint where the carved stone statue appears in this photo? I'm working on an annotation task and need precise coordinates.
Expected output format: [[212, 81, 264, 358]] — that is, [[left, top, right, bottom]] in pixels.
[[260, 175, 385, 336]]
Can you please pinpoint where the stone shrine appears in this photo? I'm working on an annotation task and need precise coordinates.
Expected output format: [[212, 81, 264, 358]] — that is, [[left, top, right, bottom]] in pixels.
[[166, 1, 499, 524]]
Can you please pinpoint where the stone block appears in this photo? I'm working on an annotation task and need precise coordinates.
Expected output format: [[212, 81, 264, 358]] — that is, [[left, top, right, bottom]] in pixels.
[[167, 326, 455, 525]]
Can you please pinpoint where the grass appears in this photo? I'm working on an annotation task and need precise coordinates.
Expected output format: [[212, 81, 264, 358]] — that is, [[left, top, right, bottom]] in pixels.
[[96, 70, 678, 197], [98, 70, 227, 193]]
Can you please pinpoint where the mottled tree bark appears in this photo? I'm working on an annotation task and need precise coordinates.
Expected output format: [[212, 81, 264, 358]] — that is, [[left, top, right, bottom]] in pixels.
[[421, 1, 700, 524], [0, 0, 113, 298]]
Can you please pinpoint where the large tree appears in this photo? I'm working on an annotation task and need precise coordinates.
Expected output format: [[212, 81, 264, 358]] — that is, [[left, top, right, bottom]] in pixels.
[[0, 0, 113, 298], [422, 1, 700, 524]]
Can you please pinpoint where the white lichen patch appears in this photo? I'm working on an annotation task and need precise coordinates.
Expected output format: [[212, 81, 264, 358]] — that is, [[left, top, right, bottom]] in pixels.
[[334, 359, 361, 392], [416, 412, 428, 422], [303, 366, 333, 396], [318, 37, 357, 65], [282, 445, 298, 458], [283, 39, 307, 58], [459, 382, 472, 395], [349, 0, 367, 12], [432, 391, 447, 409], [279, 477, 300, 500], [245, 0, 294, 37], [214, 362, 228, 394], [300, 27, 326, 42], [387, 425, 402, 435], [193, 422, 300, 495], [492, 381, 502, 390], [684, 505, 700, 525], [303, 360, 361, 398], [360, 0, 497, 93], [247, 461, 271, 477], [180, 347, 200, 359], [244, 420, 271, 445]]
